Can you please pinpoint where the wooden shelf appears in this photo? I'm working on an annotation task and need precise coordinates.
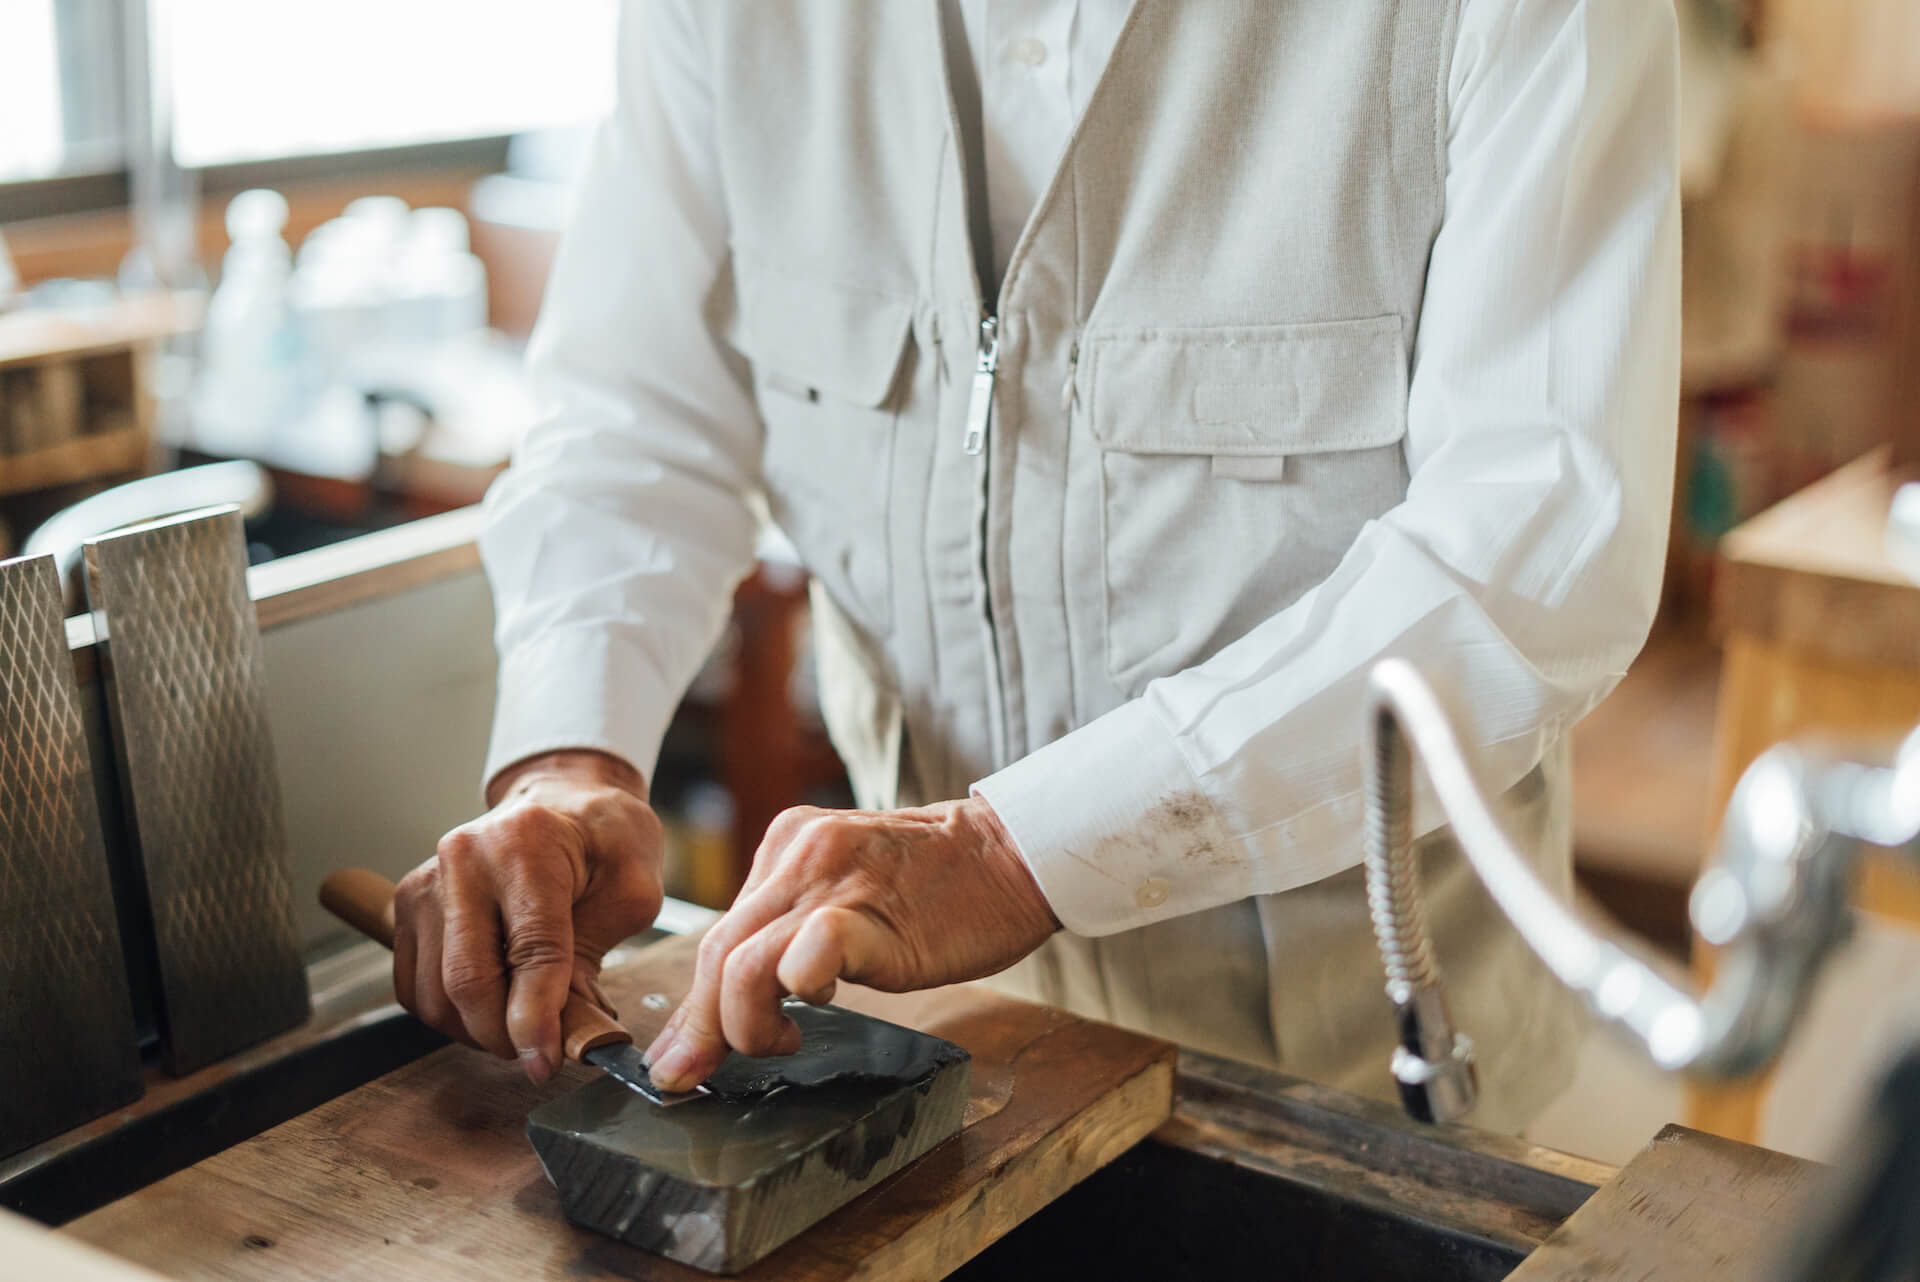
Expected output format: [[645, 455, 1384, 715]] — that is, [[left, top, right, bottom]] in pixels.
[[0, 425, 148, 497], [0, 292, 200, 368]]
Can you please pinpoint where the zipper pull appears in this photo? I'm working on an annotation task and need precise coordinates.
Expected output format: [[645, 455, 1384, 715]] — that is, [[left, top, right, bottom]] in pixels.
[[1060, 340, 1079, 413], [963, 315, 999, 457]]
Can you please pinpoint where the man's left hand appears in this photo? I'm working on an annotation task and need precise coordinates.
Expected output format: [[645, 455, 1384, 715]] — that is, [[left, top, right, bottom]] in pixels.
[[645, 796, 1058, 1092]]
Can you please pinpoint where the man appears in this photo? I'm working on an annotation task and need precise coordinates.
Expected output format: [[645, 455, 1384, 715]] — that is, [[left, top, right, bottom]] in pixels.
[[395, 0, 1679, 1132]]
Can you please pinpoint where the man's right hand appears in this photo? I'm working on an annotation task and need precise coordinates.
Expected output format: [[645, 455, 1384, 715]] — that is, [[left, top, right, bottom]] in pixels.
[[392, 750, 664, 1083]]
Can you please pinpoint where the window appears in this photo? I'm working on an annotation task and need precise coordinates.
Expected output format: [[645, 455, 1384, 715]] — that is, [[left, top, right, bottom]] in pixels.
[[0, 0, 615, 217], [168, 0, 617, 168], [0, 2, 66, 182], [0, 0, 124, 184]]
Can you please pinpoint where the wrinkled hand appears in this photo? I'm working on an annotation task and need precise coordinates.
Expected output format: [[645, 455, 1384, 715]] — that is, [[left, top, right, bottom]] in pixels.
[[645, 796, 1057, 1092], [393, 750, 664, 1083]]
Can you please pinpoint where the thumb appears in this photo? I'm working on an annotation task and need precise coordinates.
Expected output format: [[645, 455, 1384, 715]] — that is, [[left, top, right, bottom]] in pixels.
[[500, 872, 574, 1083]]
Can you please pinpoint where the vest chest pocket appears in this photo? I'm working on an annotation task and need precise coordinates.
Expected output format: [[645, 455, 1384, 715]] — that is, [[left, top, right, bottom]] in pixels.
[[1083, 316, 1411, 688], [736, 257, 915, 638]]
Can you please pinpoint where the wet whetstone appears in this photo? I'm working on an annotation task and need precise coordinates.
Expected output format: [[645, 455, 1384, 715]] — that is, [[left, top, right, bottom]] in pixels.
[[527, 1004, 970, 1274]]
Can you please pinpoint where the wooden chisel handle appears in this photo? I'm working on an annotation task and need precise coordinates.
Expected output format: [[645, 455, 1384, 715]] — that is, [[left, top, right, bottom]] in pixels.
[[318, 867, 632, 1060], [319, 867, 400, 947]]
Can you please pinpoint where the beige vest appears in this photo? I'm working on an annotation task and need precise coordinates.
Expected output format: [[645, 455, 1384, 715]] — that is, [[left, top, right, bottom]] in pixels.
[[705, 1, 1583, 1131]]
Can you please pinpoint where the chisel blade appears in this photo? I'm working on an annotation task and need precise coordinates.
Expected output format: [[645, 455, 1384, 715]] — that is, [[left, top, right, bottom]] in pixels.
[[583, 1041, 710, 1107]]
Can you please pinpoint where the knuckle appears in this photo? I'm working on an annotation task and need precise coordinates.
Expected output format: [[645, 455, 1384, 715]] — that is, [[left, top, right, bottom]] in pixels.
[[586, 787, 651, 829], [607, 882, 662, 931], [503, 930, 570, 973], [412, 991, 456, 1034], [501, 804, 570, 848], [673, 990, 719, 1037], [728, 932, 774, 981], [435, 847, 476, 882], [696, 930, 732, 973], [630, 801, 666, 845], [767, 806, 821, 843], [394, 866, 438, 915], [441, 959, 499, 1008], [788, 834, 841, 877], [812, 905, 854, 948], [795, 813, 837, 846]]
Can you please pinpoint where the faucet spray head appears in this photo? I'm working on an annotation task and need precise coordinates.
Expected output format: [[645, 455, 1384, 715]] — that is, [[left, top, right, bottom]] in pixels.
[[1388, 983, 1478, 1124]]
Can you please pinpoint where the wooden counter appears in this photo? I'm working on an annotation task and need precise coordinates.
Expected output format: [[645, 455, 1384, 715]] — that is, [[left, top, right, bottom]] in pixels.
[[52, 929, 1824, 1282], [64, 934, 1177, 1281], [0, 504, 1832, 1280]]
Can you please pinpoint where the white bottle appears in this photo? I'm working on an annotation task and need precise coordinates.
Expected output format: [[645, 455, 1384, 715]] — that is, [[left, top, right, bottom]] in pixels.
[[401, 207, 490, 342], [192, 189, 302, 456]]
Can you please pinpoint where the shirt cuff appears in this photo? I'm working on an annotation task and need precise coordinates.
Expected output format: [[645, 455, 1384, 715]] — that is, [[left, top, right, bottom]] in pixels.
[[972, 698, 1249, 938], [483, 626, 678, 801]]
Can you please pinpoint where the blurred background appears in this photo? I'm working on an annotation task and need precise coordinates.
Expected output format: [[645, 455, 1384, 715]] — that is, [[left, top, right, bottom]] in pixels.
[[2, 0, 1919, 1166]]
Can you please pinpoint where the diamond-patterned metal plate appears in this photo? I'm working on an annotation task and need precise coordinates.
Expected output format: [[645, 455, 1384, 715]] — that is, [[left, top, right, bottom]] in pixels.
[[84, 508, 309, 1075], [0, 554, 144, 1158]]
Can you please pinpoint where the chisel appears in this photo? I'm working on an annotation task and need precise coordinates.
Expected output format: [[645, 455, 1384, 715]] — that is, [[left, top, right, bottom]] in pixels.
[[318, 867, 707, 1107]]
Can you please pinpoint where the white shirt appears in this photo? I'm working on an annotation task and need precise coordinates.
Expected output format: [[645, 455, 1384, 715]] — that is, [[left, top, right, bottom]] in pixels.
[[481, 0, 1680, 937], [949, 0, 1134, 284]]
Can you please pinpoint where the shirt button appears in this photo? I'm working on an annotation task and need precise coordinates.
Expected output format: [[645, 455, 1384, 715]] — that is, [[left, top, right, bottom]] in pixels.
[[1011, 36, 1048, 67], [1135, 878, 1170, 910]]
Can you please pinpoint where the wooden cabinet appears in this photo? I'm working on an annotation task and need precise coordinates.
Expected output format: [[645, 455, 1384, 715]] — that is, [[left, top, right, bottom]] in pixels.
[[1691, 449, 1920, 1141], [0, 293, 200, 553]]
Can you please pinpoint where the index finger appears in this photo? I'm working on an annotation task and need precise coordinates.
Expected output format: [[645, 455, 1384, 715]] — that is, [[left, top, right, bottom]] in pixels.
[[646, 881, 789, 1092]]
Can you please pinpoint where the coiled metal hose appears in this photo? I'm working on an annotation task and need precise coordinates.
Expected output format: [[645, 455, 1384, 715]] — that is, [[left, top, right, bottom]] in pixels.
[[1362, 657, 1913, 1123]]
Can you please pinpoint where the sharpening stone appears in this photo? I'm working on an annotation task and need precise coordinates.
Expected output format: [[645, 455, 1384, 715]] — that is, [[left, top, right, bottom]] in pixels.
[[527, 1002, 971, 1274], [82, 507, 309, 1075], [0, 554, 144, 1158]]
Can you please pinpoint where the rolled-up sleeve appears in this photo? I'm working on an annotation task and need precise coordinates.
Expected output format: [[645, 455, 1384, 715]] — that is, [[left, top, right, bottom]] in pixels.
[[975, 0, 1681, 937], [479, 1, 762, 792]]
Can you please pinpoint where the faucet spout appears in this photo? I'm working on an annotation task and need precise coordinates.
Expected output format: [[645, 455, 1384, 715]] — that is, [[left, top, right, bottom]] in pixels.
[[1361, 658, 1899, 1123]]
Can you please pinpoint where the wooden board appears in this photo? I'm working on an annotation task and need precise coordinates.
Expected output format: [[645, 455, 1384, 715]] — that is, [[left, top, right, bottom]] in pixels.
[[1505, 1124, 1824, 1282], [64, 934, 1175, 1281], [0, 293, 200, 369]]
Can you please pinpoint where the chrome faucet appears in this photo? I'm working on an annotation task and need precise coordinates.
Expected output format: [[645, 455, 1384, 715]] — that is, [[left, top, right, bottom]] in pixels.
[[1363, 657, 1918, 1123]]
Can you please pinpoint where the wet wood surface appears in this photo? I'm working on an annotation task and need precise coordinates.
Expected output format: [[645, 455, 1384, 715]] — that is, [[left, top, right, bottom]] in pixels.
[[64, 933, 1176, 1281], [1504, 1123, 1824, 1281]]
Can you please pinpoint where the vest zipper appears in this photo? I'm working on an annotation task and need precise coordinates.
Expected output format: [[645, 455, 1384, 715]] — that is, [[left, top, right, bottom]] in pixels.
[[962, 314, 999, 456], [1060, 339, 1079, 412]]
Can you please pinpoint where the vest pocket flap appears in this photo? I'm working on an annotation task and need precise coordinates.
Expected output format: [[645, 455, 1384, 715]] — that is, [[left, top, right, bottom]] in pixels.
[[1086, 315, 1406, 456], [737, 261, 915, 408]]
